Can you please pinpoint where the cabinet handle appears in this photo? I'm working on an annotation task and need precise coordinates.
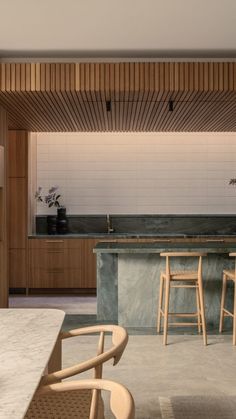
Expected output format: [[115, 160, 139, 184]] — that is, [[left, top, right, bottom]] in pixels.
[[45, 240, 64, 243], [205, 239, 225, 243]]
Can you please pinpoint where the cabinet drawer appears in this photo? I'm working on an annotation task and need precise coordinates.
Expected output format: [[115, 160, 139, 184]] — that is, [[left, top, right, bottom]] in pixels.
[[28, 238, 85, 250], [29, 268, 83, 288], [29, 268, 65, 288], [29, 249, 67, 269], [28, 239, 67, 250], [67, 239, 83, 249]]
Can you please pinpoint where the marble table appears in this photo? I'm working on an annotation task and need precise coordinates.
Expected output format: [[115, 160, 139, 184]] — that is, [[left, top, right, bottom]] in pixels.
[[94, 242, 236, 328], [0, 308, 65, 419]]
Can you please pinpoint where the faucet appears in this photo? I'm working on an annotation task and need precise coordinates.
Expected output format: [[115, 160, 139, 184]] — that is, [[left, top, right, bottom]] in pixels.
[[106, 214, 114, 234]]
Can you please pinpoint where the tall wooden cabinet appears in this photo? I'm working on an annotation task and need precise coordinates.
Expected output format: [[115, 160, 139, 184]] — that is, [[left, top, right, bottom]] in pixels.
[[0, 106, 8, 307], [8, 131, 28, 289]]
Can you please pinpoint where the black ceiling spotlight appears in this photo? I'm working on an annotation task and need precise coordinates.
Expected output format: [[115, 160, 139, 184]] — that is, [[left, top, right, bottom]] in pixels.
[[106, 100, 111, 112], [169, 100, 174, 112]]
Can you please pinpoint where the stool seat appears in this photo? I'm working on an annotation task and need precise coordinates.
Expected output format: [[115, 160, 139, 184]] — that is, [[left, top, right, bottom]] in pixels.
[[161, 271, 198, 281], [223, 269, 236, 281]]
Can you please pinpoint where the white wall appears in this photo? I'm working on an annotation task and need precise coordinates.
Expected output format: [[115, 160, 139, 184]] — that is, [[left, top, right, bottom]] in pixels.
[[36, 132, 236, 215]]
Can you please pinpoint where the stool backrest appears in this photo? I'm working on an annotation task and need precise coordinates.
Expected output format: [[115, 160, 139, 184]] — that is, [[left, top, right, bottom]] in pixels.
[[160, 252, 207, 279], [229, 253, 236, 278]]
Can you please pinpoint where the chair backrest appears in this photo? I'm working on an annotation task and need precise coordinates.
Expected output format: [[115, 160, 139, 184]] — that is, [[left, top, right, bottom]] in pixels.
[[38, 378, 135, 419], [41, 325, 129, 419], [44, 325, 128, 383], [160, 252, 207, 278]]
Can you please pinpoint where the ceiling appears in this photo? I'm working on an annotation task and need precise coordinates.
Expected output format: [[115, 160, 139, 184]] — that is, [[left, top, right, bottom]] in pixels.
[[1, 62, 236, 132], [0, 0, 236, 59], [1, 2, 236, 134]]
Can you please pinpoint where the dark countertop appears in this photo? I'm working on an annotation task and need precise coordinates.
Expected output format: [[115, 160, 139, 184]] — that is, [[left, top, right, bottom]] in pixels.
[[93, 242, 236, 254], [35, 214, 236, 237], [28, 233, 236, 239]]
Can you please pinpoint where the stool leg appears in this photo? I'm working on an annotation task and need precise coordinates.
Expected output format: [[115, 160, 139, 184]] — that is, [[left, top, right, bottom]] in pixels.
[[233, 280, 236, 346], [198, 278, 207, 346], [219, 273, 227, 333], [157, 275, 164, 333], [196, 286, 202, 333], [163, 278, 170, 346]]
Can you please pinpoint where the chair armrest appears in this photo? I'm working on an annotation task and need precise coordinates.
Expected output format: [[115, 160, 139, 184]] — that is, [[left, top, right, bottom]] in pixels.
[[60, 324, 125, 340], [38, 379, 135, 419], [61, 324, 128, 365]]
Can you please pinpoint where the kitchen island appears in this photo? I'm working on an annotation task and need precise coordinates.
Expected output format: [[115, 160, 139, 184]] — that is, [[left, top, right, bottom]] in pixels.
[[94, 242, 236, 328]]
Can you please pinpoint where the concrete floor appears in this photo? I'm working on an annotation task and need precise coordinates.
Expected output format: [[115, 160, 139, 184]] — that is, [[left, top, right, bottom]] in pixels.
[[9, 295, 236, 417], [9, 294, 97, 314], [63, 334, 236, 418]]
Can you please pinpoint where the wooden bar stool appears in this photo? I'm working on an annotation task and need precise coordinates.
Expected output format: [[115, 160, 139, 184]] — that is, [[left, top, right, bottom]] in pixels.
[[219, 253, 236, 345], [157, 252, 207, 346]]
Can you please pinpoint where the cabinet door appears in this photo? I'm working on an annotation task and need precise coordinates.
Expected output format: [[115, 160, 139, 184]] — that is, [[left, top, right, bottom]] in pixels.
[[8, 131, 28, 177], [9, 249, 27, 288], [8, 178, 27, 248]]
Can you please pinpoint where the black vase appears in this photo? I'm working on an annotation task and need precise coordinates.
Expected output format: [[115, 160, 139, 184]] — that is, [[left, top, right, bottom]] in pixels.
[[56, 207, 69, 234], [47, 215, 57, 235]]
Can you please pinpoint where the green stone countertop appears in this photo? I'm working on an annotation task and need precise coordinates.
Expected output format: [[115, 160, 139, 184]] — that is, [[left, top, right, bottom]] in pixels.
[[93, 242, 236, 254], [29, 233, 236, 239]]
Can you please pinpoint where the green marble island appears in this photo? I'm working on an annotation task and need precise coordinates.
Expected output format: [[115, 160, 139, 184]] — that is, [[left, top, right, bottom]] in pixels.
[[94, 242, 236, 329]]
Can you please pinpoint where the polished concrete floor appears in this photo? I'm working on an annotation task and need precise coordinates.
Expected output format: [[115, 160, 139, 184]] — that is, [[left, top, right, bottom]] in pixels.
[[9, 294, 97, 314], [9, 295, 236, 418], [63, 334, 236, 418]]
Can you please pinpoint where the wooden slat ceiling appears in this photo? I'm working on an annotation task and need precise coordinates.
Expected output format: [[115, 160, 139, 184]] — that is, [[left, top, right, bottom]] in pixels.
[[0, 62, 236, 131]]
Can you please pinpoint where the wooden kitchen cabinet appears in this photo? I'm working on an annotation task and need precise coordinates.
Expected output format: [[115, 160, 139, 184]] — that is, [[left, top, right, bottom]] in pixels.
[[8, 178, 27, 249], [28, 238, 91, 289], [8, 131, 28, 289], [9, 249, 27, 288], [8, 131, 28, 177], [28, 237, 142, 290]]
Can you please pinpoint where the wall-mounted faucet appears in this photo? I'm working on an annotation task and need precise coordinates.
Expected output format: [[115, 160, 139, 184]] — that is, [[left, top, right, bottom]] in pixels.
[[106, 214, 114, 234]]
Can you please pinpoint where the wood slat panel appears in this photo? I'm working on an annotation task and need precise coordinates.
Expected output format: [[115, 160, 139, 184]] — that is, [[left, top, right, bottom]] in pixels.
[[0, 62, 236, 132]]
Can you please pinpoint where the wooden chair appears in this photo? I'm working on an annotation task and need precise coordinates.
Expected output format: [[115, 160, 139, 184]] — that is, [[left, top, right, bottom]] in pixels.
[[25, 378, 135, 419], [157, 252, 207, 346], [219, 253, 236, 345], [25, 325, 129, 419]]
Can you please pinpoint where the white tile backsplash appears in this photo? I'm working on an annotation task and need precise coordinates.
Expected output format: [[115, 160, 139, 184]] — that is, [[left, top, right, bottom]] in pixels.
[[36, 132, 236, 215]]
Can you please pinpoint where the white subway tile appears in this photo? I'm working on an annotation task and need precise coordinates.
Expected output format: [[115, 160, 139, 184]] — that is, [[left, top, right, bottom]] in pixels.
[[36, 132, 236, 214]]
